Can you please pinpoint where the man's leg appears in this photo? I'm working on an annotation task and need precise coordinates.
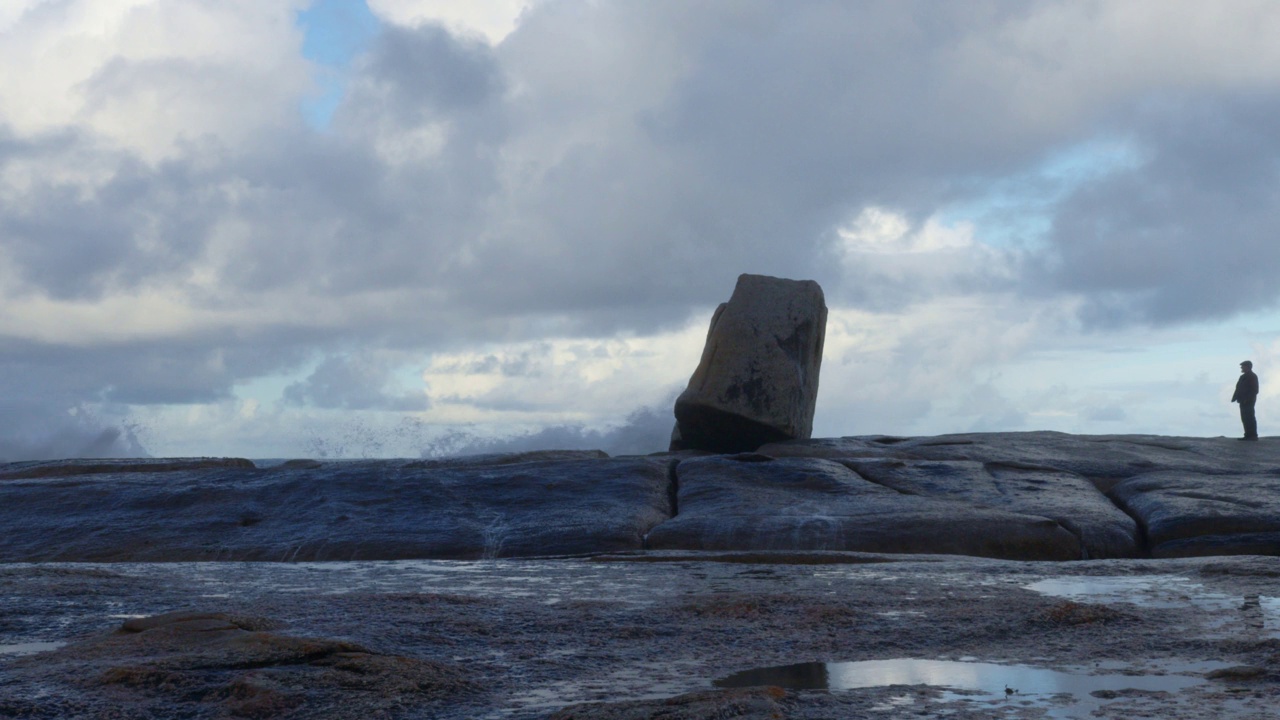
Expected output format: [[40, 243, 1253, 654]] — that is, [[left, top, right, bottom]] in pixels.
[[1241, 401, 1258, 439]]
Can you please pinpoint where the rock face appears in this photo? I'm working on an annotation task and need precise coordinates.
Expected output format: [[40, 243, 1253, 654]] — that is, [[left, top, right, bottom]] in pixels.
[[644, 455, 1081, 560], [759, 431, 1265, 488], [0, 454, 674, 562], [842, 458, 1138, 559], [3, 433, 1280, 562], [1108, 472, 1280, 558], [672, 273, 827, 453]]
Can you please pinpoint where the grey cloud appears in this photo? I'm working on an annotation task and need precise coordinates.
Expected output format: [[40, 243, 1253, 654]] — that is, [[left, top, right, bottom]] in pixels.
[[442, 1, 1104, 321], [360, 24, 503, 119], [833, 243, 1023, 312], [6, 1, 1280, 459], [1085, 405, 1127, 422], [0, 3, 1105, 339], [9, 2, 1278, 338], [0, 341, 151, 461], [1037, 92, 1280, 325], [283, 353, 427, 411], [438, 351, 540, 376], [0, 334, 315, 409], [17, 164, 229, 300], [0, 420, 146, 463]]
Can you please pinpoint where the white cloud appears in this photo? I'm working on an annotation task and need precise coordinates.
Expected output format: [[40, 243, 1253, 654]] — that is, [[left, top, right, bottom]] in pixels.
[[836, 207, 974, 255], [950, 1, 1280, 131], [3, 1, 1280, 458], [367, 0, 533, 43], [420, 322, 706, 427], [0, 0, 311, 158], [814, 294, 1062, 435]]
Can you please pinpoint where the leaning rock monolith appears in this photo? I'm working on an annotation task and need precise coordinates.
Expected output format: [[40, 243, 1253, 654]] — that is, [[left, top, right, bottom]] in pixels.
[[671, 273, 827, 453]]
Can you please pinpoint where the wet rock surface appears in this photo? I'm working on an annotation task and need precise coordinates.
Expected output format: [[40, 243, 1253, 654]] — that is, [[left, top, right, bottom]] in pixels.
[[548, 687, 788, 720], [760, 431, 1278, 486], [3, 432, 1280, 562], [842, 458, 1139, 559], [1108, 471, 1280, 557], [0, 454, 673, 561], [4, 606, 474, 719], [0, 457, 256, 480], [759, 432, 1280, 558], [4, 555, 1280, 718], [645, 456, 1082, 560]]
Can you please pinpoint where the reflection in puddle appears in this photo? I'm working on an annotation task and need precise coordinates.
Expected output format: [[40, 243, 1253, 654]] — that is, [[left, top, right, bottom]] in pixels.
[[1025, 576, 1222, 607], [714, 658, 1220, 717], [0, 641, 65, 657], [1027, 576, 1280, 637]]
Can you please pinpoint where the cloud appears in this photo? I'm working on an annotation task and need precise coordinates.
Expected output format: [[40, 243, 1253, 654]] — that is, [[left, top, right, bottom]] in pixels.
[[420, 330, 702, 425], [1085, 405, 1127, 422], [0, 421, 146, 463], [831, 207, 1020, 312], [367, 0, 533, 44], [3, 1, 1280, 458], [358, 23, 502, 116], [1038, 92, 1280, 325], [813, 296, 1066, 436], [0, 0, 311, 157], [283, 351, 428, 411]]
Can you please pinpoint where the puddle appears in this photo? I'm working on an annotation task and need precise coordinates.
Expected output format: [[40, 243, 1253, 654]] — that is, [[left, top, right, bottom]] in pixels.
[[1026, 575, 1280, 637], [1024, 576, 1229, 608], [714, 658, 1222, 717], [0, 641, 66, 657]]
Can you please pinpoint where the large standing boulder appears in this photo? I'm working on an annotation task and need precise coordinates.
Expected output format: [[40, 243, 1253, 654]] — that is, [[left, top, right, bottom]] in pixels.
[[672, 274, 827, 453]]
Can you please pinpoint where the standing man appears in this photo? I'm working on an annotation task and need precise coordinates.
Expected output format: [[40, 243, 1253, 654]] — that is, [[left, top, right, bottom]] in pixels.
[[1232, 360, 1260, 440]]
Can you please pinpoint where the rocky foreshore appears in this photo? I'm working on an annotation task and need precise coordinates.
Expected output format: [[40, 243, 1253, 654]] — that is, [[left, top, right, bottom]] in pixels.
[[4, 431, 1279, 563], [5, 553, 1280, 719], [6, 432, 1280, 719]]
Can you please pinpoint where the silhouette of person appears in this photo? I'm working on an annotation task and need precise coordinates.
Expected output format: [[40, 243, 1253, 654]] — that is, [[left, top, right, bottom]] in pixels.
[[1232, 360, 1259, 440]]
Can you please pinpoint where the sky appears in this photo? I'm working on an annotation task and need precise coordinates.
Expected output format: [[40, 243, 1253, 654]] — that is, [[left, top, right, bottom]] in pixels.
[[3, 0, 1280, 461]]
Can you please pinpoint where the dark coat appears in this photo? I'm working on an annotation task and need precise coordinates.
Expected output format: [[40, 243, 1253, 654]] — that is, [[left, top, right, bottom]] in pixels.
[[1233, 370, 1259, 403]]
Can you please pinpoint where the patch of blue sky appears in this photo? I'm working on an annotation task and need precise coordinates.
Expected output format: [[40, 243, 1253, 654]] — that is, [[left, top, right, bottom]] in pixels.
[[233, 365, 314, 405], [940, 137, 1147, 251], [394, 365, 430, 396], [296, 0, 381, 129]]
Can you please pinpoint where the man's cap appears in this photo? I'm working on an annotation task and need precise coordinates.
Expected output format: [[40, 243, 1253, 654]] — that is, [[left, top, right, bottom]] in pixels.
[[1242, 360, 1253, 368]]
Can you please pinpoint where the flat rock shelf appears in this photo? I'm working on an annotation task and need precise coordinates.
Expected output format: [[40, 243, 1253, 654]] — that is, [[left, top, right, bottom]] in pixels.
[[5, 432, 1280, 561], [5, 432, 1280, 718]]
